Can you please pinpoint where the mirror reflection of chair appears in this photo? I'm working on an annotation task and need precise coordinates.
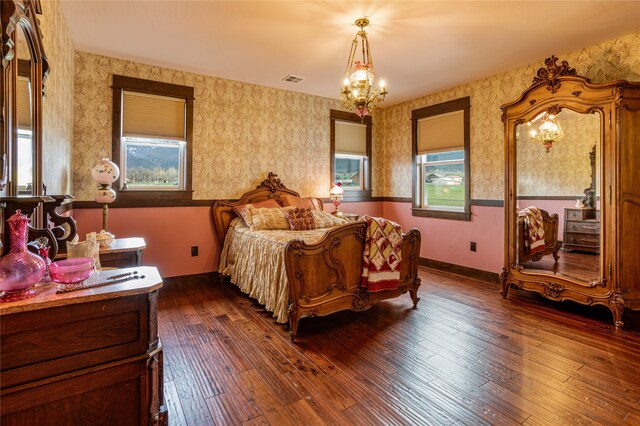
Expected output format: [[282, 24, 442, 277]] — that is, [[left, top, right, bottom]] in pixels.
[[517, 207, 560, 264]]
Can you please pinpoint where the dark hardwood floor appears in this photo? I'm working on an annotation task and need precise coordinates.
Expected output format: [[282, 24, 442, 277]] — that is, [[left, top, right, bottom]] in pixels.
[[159, 267, 640, 425]]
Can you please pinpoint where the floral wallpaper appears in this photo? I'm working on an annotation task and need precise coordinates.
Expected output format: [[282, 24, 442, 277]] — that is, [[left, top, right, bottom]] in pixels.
[[40, 0, 74, 195], [71, 31, 640, 202], [378, 32, 640, 200], [73, 52, 361, 201]]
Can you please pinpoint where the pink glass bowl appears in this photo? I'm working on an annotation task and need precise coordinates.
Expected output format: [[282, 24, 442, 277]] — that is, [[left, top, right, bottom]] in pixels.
[[49, 258, 95, 284]]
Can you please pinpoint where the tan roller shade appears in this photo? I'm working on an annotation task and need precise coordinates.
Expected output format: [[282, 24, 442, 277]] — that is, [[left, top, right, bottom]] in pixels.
[[17, 76, 32, 130], [123, 91, 186, 140], [335, 120, 367, 156], [417, 110, 464, 155]]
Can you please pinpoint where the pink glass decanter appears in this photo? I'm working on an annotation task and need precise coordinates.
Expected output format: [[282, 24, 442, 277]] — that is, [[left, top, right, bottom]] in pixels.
[[0, 210, 45, 302]]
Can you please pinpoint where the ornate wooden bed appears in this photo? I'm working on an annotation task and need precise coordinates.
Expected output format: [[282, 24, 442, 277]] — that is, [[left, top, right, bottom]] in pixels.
[[212, 173, 422, 340]]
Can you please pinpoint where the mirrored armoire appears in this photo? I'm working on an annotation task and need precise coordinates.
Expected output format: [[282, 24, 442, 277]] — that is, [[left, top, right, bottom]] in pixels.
[[500, 56, 640, 327]]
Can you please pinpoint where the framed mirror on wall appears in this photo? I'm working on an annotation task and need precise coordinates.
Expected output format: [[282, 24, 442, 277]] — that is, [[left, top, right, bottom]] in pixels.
[[500, 56, 640, 327], [1, 0, 49, 197]]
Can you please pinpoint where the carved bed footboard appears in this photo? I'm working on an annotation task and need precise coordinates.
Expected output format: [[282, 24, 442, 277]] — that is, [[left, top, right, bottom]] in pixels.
[[284, 221, 421, 340]]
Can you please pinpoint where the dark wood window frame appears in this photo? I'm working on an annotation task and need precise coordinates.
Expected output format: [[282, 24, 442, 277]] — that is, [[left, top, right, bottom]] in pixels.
[[111, 75, 194, 207], [411, 97, 471, 221], [330, 109, 372, 201]]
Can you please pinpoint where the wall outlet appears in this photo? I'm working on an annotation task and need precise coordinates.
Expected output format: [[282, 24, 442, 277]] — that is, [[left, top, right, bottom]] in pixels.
[[191, 246, 199, 257], [470, 242, 477, 252]]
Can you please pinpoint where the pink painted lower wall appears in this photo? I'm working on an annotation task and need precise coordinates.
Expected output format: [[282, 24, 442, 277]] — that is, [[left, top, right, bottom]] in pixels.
[[72, 201, 384, 278], [72, 201, 507, 277], [382, 202, 504, 274], [73, 206, 219, 278], [517, 199, 599, 238]]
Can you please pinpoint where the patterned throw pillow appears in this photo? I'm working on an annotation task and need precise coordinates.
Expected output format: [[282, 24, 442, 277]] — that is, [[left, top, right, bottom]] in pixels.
[[285, 207, 316, 231], [233, 199, 280, 227], [312, 210, 349, 228], [246, 205, 291, 231]]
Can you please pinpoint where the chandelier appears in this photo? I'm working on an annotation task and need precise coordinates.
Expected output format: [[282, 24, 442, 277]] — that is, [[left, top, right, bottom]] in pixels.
[[340, 18, 388, 119], [528, 112, 564, 153]]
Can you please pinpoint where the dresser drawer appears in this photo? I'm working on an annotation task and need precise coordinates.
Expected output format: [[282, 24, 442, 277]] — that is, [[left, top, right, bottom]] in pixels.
[[566, 221, 600, 233], [564, 233, 600, 247], [566, 209, 582, 220]]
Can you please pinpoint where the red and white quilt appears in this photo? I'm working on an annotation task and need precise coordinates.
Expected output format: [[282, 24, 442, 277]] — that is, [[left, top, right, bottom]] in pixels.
[[360, 216, 403, 292], [519, 206, 546, 254]]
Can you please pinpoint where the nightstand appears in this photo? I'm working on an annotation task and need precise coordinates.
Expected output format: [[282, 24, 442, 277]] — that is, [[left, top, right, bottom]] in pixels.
[[100, 237, 146, 268], [55, 237, 146, 268]]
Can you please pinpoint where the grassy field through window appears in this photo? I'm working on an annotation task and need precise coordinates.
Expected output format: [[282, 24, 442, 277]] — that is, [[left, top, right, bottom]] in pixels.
[[425, 183, 464, 207]]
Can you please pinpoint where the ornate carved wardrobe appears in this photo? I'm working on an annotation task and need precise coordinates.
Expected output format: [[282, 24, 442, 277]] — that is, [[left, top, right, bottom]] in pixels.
[[500, 56, 640, 326]]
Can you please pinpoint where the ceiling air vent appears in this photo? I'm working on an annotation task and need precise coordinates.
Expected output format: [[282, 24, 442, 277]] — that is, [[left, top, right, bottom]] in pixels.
[[282, 75, 305, 83]]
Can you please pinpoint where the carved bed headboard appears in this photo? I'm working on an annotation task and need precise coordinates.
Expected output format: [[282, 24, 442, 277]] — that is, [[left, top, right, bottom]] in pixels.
[[211, 172, 324, 243]]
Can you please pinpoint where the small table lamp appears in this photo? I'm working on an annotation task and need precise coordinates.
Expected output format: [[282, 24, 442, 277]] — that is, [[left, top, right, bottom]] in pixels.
[[329, 182, 344, 215], [91, 158, 120, 233]]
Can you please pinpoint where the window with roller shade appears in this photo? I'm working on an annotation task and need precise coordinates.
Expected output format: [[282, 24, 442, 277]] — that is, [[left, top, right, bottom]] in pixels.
[[412, 97, 470, 220], [330, 110, 372, 198], [112, 75, 194, 204]]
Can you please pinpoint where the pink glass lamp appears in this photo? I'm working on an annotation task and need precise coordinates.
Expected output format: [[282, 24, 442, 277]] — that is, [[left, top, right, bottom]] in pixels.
[[329, 182, 344, 215]]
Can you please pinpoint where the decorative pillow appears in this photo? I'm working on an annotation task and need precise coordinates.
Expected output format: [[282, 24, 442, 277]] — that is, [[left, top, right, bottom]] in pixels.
[[67, 235, 101, 269], [246, 205, 291, 231], [234, 199, 280, 227], [285, 207, 316, 231], [312, 210, 349, 228], [281, 194, 321, 211]]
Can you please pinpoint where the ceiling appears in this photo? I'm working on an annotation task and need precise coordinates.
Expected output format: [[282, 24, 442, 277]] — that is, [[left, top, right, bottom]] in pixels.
[[59, 1, 640, 106]]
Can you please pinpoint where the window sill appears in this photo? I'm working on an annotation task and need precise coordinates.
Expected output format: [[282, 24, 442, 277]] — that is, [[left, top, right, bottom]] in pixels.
[[411, 207, 471, 221], [110, 190, 194, 207]]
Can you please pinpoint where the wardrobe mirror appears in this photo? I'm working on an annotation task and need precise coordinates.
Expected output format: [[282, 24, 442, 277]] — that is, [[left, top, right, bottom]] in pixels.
[[515, 108, 601, 285], [16, 24, 34, 195], [1, 0, 48, 197]]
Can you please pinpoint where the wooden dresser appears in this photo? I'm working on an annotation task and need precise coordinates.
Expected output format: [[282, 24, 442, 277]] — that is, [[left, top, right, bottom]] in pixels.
[[0, 267, 167, 425], [562, 207, 600, 253]]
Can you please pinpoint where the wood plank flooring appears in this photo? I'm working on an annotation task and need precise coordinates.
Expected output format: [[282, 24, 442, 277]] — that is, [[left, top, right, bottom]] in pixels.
[[158, 268, 640, 425]]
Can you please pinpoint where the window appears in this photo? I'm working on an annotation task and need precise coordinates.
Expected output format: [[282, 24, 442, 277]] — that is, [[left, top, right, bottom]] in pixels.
[[112, 75, 194, 205], [330, 110, 372, 199], [412, 97, 470, 220]]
